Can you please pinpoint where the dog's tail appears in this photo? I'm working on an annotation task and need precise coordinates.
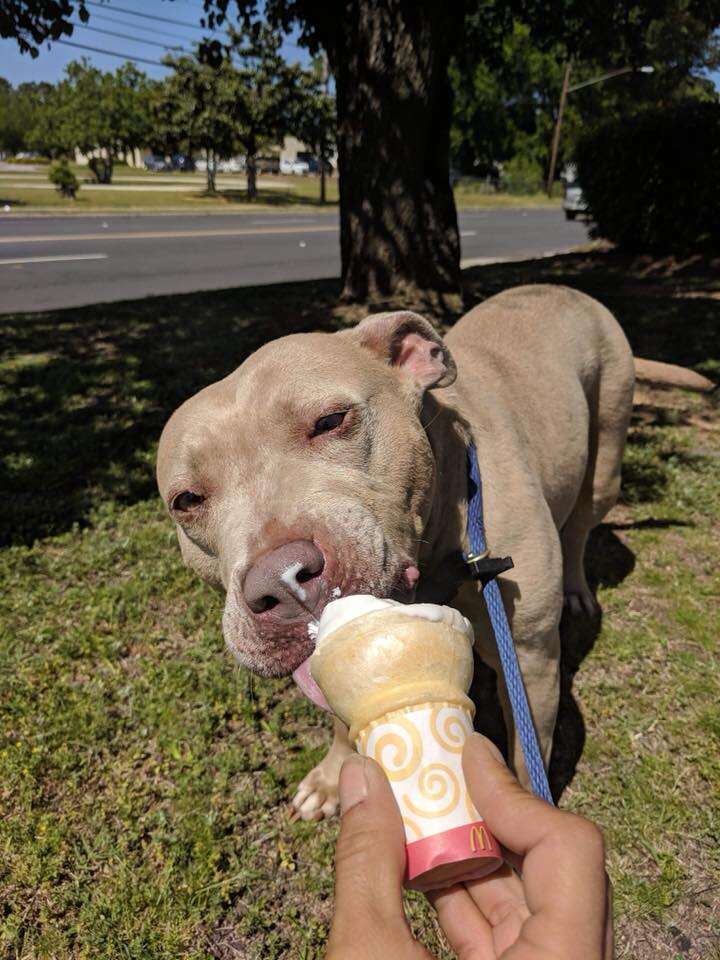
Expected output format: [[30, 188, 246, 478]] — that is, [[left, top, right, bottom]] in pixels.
[[634, 357, 716, 393]]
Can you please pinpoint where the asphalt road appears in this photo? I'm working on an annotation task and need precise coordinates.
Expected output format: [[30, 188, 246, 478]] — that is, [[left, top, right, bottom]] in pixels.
[[0, 209, 590, 313]]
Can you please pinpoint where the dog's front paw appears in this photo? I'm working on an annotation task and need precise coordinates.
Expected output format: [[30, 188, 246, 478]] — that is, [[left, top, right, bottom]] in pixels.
[[291, 765, 340, 822]]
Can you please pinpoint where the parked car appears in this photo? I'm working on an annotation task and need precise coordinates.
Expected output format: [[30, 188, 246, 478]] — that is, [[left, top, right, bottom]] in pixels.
[[562, 183, 588, 220], [144, 155, 171, 172], [257, 155, 280, 174], [280, 158, 310, 176], [306, 157, 333, 174], [195, 156, 207, 172], [217, 157, 245, 173], [171, 154, 195, 172]]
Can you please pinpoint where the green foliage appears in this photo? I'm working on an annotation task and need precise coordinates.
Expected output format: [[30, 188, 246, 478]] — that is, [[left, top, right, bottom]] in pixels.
[[0, 78, 32, 154], [48, 158, 79, 198], [0, 0, 88, 58], [450, 22, 569, 178], [450, 4, 720, 184], [292, 57, 335, 165], [27, 59, 155, 182], [576, 99, 720, 252], [501, 154, 545, 194], [153, 54, 241, 192], [157, 24, 326, 198]]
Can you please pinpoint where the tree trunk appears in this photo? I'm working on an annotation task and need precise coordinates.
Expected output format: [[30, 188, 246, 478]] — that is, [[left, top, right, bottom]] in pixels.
[[88, 154, 113, 184], [331, 1, 462, 313], [246, 153, 257, 200], [206, 149, 216, 193], [320, 139, 327, 203]]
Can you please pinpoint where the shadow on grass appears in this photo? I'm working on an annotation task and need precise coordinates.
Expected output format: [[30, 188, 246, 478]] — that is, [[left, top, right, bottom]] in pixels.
[[2, 246, 718, 552], [1, 277, 342, 546], [196, 188, 336, 207]]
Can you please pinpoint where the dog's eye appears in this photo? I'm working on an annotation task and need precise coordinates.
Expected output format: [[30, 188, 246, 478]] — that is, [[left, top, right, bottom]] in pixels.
[[312, 411, 347, 436], [172, 491, 205, 512]]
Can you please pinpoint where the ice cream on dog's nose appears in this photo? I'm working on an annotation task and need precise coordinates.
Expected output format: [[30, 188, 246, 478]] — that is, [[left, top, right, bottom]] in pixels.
[[310, 595, 503, 891]]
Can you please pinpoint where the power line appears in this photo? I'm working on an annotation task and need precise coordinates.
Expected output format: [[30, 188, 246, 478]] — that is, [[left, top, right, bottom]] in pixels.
[[89, 10, 197, 45], [84, 0, 213, 32], [55, 37, 170, 67], [76, 23, 187, 51]]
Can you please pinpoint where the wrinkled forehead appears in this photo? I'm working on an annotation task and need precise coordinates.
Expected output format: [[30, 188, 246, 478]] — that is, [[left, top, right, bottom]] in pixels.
[[234, 331, 382, 408]]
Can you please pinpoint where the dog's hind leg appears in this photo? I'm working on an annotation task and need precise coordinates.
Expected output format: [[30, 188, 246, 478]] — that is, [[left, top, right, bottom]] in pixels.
[[561, 340, 635, 616]]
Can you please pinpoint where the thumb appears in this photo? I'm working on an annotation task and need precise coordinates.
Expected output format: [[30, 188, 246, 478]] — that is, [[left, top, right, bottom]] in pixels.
[[328, 754, 410, 951], [463, 734, 562, 856]]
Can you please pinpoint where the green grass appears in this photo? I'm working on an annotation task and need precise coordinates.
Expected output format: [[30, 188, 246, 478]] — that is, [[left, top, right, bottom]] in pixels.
[[1, 251, 718, 958], [0, 178, 338, 213], [1, 169, 560, 213]]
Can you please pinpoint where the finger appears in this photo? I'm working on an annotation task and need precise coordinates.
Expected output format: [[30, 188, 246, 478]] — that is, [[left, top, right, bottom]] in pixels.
[[328, 755, 418, 956], [462, 734, 560, 856], [428, 885, 495, 960], [464, 735, 608, 957], [464, 865, 528, 955]]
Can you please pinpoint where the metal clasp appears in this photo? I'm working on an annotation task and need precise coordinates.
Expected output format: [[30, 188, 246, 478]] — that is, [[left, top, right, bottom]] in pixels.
[[465, 550, 514, 587]]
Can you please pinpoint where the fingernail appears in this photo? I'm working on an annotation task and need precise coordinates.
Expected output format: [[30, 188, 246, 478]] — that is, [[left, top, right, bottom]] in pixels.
[[339, 754, 369, 815]]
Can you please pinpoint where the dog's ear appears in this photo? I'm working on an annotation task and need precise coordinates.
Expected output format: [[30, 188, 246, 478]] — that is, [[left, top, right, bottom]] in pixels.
[[348, 311, 457, 391]]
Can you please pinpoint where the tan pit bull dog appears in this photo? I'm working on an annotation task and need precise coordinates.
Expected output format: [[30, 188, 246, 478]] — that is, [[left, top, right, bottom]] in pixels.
[[156, 283, 704, 820]]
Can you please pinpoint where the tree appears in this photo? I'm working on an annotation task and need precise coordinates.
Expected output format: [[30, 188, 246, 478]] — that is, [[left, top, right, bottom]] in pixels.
[[0, 78, 26, 155], [154, 55, 240, 193], [226, 23, 305, 199], [294, 57, 336, 202], [27, 60, 154, 181], [450, 23, 570, 183], [161, 25, 303, 200], [27, 79, 75, 159]]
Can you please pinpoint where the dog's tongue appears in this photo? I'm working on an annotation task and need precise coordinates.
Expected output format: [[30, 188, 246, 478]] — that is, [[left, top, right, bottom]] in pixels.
[[292, 657, 331, 712]]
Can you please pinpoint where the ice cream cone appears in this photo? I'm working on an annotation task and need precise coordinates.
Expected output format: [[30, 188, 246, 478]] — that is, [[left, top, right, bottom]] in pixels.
[[310, 596, 503, 891]]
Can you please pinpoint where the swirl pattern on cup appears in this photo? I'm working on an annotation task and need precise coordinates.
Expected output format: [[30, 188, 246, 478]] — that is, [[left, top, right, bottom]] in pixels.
[[403, 763, 460, 819], [374, 716, 423, 782], [430, 703, 472, 754], [356, 702, 485, 844]]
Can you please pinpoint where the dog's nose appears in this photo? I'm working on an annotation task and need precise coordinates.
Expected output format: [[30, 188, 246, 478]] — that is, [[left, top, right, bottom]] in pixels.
[[243, 540, 325, 619]]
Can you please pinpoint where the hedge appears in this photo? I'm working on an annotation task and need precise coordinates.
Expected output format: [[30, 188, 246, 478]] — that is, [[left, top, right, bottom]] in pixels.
[[575, 99, 720, 252]]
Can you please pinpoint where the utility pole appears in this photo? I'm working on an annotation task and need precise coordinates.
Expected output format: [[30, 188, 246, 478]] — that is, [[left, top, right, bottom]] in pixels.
[[546, 63, 654, 198], [547, 61, 571, 197]]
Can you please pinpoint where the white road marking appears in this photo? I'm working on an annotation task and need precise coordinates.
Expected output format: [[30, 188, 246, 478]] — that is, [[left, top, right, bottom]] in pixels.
[[0, 225, 336, 245], [250, 218, 316, 226], [0, 253, 109, 266], [460, 230, 477, 237]]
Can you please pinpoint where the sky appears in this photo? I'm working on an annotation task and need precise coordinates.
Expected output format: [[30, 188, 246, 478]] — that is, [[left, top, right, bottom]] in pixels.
[[0, 1, 718, 89], [0, 0, 310, 85]]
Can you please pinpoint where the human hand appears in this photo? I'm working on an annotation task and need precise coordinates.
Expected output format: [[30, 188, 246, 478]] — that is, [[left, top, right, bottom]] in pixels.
[[326, 734, 612, 959]]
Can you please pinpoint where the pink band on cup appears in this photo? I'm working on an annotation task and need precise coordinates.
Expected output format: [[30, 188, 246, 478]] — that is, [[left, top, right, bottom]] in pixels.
[[406, 820, 503, 891]]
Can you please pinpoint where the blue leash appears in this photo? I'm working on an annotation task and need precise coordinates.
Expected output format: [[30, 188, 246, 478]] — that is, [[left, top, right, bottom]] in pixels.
[[465, 443, 554, 804]]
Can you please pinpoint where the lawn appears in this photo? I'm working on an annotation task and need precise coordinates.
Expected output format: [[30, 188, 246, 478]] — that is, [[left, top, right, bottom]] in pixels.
[[0, 166, 558, 213], [1, 251, 718, 959]]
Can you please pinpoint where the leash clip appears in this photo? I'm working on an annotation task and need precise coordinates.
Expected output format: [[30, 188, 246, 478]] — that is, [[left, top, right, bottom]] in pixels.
[[465, 549, 514, 588]]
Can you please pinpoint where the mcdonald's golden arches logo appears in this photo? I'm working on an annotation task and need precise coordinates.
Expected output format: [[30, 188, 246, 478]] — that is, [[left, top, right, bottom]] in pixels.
[[469, 824, 489, 852]]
